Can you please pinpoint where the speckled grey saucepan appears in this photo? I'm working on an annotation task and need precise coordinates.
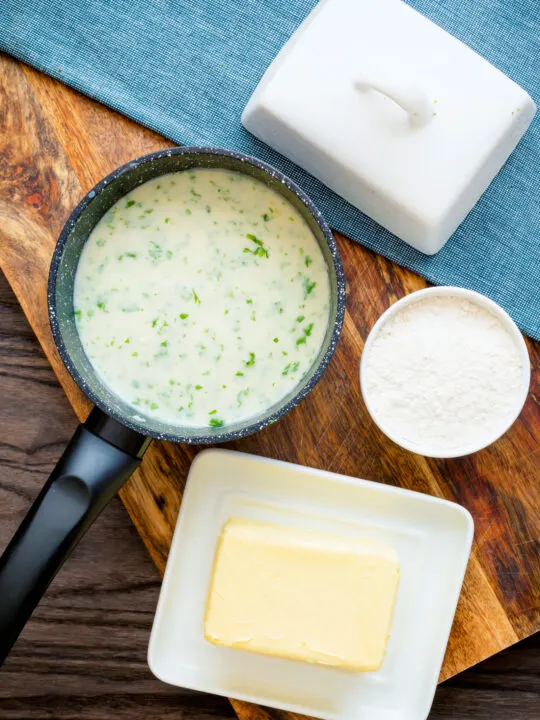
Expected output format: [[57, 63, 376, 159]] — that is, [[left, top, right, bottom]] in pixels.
[[0, 147, 345, 665]]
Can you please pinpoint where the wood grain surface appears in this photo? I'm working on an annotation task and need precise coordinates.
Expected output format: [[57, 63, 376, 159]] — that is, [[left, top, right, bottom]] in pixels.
[[0, 53, 539, 720], [1, 270, 538, 719]]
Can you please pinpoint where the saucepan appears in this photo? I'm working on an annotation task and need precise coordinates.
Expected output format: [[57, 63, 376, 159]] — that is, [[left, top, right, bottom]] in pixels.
[[0, 147, 346, 664]]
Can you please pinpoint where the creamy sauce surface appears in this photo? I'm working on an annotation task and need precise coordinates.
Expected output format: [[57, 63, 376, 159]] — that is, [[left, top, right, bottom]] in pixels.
[[74, 169, 330, 428]]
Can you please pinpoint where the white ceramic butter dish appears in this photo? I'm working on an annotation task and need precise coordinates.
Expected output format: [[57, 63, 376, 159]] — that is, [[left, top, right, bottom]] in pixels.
[[148, 449, 474, 720], [242, 0, 536, 254]]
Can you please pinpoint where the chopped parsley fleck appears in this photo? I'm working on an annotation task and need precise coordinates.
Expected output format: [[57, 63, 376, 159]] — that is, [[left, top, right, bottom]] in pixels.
[[262, 213, 271, 222], [282, 361, 300, 376], [244, 352, 256, 367], [190, 188, 201, 198], [244, 233, 269, 258], [192, 289, 201, 304], [244, 246, 269, 259], [149, 241, 162, 261], [185, 208, 192, 215], [305, 256, 313, 267], [160, 340, 168, 347], [125, 200, 135, 208], [145, 208, 153, 214], [303, 277, 317, 297], [74, 309, 82, 320], [209, 418, 224, 427], [195, 385, 203, 390], [179, 313, 189, 320], [237, 389, 249, 406], [96, 239, 106, 247], [164, 217, 170, 223], [273, 337, 279, 343], [208, 409, 218, 415], [152, 318, 159, 328], [236, 371, 244, 377], [296, 315, 305, 323], [150, 402, 159, 410], [97, 301, 107, 311]]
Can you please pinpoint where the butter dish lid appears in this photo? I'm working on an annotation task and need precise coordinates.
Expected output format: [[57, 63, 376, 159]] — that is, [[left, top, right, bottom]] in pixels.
[[242, 0, 536, 254]]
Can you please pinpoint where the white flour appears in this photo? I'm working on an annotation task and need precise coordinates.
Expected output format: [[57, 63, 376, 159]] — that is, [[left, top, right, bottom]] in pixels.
[[362, 296, 526, 454]]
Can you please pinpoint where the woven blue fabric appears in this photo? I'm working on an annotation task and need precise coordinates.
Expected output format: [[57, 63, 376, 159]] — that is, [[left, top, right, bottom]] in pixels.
[[1, 0, 538, 337]]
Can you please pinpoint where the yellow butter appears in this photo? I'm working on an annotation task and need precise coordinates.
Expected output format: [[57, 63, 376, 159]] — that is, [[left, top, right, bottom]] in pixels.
[[204, 518, 400, 671]]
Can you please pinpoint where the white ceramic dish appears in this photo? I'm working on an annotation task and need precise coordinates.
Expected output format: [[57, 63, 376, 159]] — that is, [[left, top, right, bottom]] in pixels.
[[148, 449, 474, 720], [360, 286, 530, 459], [242, 0, 535, 254]]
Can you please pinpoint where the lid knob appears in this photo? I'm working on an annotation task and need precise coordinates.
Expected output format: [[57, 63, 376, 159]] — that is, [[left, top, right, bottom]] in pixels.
[[354, 76, 433, 128]]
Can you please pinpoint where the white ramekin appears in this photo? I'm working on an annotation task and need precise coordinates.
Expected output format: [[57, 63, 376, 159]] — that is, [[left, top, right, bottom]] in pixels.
[[359, 286, 531, 458]]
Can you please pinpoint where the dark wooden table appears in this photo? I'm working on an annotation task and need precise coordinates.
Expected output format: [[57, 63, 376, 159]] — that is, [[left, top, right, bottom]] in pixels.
[[0, 271, 538, 719]]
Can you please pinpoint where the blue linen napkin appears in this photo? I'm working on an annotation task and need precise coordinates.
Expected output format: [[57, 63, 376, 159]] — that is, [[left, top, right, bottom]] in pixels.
[[1, 0, 538, 338]]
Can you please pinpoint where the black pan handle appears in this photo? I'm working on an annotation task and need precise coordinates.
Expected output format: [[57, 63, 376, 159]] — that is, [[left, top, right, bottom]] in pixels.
[[0, 408, 150, 666]]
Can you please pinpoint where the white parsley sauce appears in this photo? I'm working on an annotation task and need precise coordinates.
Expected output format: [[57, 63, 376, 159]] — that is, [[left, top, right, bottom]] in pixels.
[[74, 169, 330, 428]]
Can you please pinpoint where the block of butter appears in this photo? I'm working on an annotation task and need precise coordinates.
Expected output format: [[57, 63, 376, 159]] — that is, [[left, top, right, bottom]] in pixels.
[[204, 518, 400, 671]]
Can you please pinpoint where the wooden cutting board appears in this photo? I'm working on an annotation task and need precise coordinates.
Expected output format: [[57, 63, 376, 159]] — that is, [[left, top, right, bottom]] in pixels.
[[1, 54, 539, 720]]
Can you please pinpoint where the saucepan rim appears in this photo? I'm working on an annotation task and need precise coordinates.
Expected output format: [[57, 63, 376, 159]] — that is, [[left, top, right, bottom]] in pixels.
[[48, 146, 346, 444]]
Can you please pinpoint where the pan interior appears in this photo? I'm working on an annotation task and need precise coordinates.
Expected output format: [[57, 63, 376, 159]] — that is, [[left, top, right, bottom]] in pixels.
[[50, 149, 344, 443]]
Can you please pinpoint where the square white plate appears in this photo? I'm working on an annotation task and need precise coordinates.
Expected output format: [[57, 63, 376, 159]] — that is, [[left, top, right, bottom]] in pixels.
[[148, 449, 474, 720]]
